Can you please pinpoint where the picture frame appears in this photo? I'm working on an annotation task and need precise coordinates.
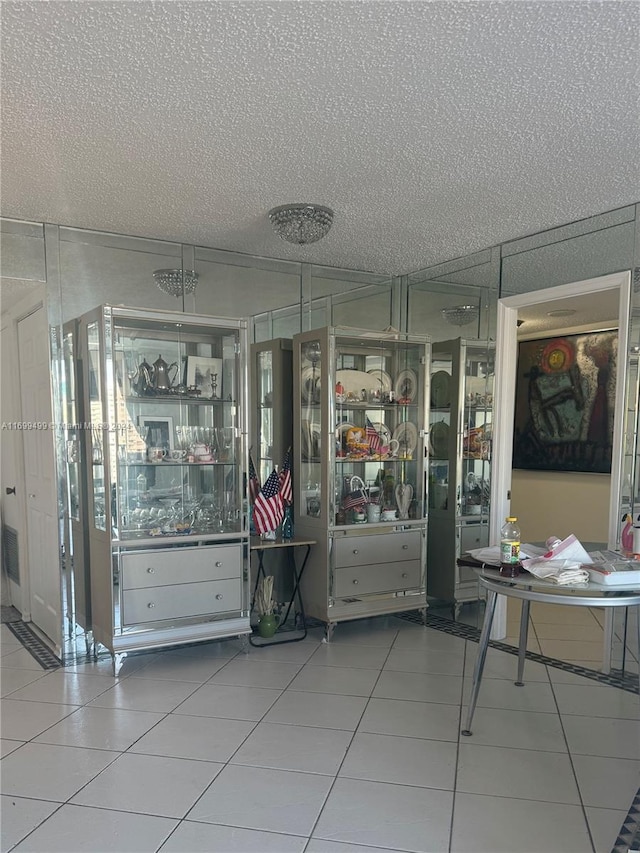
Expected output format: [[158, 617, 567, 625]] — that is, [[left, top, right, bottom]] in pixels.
[[186, 356, 223, 399], [513, 330, 617, 473], [139, 416, 174, 450]]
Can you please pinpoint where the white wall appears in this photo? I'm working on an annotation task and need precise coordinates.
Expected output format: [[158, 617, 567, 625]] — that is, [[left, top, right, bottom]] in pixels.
[[511, 469, 610, 544]]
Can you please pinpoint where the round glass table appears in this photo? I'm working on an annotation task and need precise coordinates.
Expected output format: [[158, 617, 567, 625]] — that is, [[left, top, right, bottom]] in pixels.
[[462, 566, 640, 736]]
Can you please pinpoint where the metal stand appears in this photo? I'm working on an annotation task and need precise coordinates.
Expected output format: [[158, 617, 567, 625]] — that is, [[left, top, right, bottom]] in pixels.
[[249, 538, 314, 647]]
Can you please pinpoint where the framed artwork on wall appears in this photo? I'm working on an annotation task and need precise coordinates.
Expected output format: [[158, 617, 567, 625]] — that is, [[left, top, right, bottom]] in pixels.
[[513, 330, 617, 474]]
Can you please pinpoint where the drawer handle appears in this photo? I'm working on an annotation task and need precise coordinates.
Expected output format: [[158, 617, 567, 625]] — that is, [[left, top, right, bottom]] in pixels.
[[215, 561, 223, 567], [147, 602, 155, 609], [352, 549, 359, 555], [402, 545, 408, 550], [215, 593, 223, 600], [147, 567, 155, 574], [402, 572, 408, 579], [352, 579, 359, 585]]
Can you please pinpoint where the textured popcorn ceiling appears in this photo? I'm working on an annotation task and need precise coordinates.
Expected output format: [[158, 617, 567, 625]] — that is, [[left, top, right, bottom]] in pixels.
[[1, 1, 639, 275]]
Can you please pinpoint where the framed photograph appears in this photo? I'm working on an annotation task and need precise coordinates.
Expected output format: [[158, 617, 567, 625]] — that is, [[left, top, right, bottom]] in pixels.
[[139, 416, 174, 450], [513, 330, 617, 473], [186, 356, 223, 399]]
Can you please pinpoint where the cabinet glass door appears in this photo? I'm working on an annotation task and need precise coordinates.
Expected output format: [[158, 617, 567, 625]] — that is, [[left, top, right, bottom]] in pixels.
[[102, 309, 243, 542], [299, 337, 323, 520]]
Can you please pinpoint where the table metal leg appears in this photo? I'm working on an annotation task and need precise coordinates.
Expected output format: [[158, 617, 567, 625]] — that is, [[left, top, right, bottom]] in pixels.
[[461, 588, 498, 736], [515, 598, 531, 686]]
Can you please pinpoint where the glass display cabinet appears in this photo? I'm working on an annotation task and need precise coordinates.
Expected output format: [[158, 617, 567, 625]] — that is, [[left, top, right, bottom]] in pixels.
[[76, 305, 251, 672], [427, 338, 495, 618], [250, 338, 293, 488], [293, 326, 430, 637]]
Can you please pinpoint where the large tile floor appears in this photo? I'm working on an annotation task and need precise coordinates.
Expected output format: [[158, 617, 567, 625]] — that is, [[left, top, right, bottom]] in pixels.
[[1, 606, 639, 853]]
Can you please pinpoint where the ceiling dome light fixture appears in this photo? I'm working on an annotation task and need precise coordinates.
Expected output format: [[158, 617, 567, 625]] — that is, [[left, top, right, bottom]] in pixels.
[[268, 203, 334, 244], [153, 269, 199, 297], [442, 304, 479, 327]]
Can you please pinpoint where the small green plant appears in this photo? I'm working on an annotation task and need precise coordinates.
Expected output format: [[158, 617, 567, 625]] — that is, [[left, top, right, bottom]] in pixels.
[[254, 575, 275, 617]]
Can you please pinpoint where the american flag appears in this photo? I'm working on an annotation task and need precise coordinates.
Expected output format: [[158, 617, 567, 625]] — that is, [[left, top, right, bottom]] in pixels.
[[253, 467, 284, 535], [342, 486, 367, 510], [366, 418, 382, 454], [279, 448, 293, 506], [248, 454, 260, 503]]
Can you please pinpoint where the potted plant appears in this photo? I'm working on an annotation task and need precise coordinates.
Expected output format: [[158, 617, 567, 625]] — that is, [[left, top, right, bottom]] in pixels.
[[254, 575, 278, 638]]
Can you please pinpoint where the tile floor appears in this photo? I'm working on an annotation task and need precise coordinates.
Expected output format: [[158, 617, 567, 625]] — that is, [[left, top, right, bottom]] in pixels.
[[1, 604, 639, 853]]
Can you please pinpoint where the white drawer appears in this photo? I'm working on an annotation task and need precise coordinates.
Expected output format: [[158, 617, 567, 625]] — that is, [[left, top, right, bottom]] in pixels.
[[459, 523, 489, 554], [333, 560, 422, 597], [122, 578, 241, 625], [333, 530, 421, 568], [121, 544, 242, 590]]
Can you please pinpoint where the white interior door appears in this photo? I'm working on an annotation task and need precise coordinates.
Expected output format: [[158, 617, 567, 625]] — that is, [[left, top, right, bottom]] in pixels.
[[18, 306, 61, 645]]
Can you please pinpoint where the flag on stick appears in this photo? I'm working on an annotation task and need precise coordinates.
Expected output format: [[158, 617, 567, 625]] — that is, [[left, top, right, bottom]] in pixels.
[[248, 453, 261, 503], [279, 448, 293, 506], [253, 468, 284, 535], [366, 418, 382, 454]]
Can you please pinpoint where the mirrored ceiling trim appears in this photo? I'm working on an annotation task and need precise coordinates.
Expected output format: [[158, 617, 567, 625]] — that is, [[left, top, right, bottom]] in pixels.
[[501, 205, 636, 258], [0, 218, 44, 238], [310, 264, 391, 287], [196, 244, 302, 275], [408, 247, 493, 286], [59, 226, 182, 259], [408, 278, 488, 299]]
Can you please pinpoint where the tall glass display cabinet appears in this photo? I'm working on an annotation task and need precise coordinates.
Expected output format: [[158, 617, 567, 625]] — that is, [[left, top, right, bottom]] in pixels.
[[427, 338, 495, 618], [250, 338, 293, 487], [293, 327, 430, 637], [77, 305, 250, 673]]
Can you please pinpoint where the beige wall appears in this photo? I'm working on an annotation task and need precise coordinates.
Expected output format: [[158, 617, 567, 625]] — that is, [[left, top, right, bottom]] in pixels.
[[511, 469, 610, 545]]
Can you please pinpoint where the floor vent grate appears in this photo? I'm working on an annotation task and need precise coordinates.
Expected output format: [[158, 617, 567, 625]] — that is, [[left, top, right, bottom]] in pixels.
[[396, 610, 639, 695], [6, 621, 61, 669]]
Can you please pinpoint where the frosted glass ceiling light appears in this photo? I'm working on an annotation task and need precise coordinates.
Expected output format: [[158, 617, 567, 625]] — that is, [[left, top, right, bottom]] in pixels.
[[153, 269, 198, 297], [442, 304, 479, 326], [268, 204, 334, 244]]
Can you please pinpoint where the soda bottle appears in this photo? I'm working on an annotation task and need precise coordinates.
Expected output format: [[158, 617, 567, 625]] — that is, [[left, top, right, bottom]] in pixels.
[[500, 516, 521, 577]]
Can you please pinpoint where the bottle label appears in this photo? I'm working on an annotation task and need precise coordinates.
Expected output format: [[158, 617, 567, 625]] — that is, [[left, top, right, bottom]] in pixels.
[[500, 540, 520, 564]]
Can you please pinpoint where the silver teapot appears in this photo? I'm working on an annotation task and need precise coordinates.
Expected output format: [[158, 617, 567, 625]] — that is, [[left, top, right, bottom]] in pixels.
[[130, 358, 153, 396], [151, 354, 179, 392]]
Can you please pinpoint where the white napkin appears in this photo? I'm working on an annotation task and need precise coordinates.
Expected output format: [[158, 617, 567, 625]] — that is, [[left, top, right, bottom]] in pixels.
[[523, 559, 590, 585]]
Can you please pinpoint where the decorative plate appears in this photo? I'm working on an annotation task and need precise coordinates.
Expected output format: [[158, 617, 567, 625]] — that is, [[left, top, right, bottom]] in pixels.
[[430, 370, 451, 408], [301, 366, 321, 404], [430, 420, 450, 459], [394, 368, 418, 403], [366, 369, 393, 393], [301, 419, 321, 459], [392, 421, 418, 458]]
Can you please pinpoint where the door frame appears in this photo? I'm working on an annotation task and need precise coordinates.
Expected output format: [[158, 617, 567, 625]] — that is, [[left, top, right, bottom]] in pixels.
[[491, 270, 632, 552]]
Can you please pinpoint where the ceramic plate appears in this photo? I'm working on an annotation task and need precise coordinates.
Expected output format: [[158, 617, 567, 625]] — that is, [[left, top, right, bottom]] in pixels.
[[392, 421, 418, 457], [301, 419, 321, 459], [366, 369, 393, 393], [430, 420, 449, 459], [430, 370, 451, 408], [394, 368, 418, 403], [301, 366, 320, 404]]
